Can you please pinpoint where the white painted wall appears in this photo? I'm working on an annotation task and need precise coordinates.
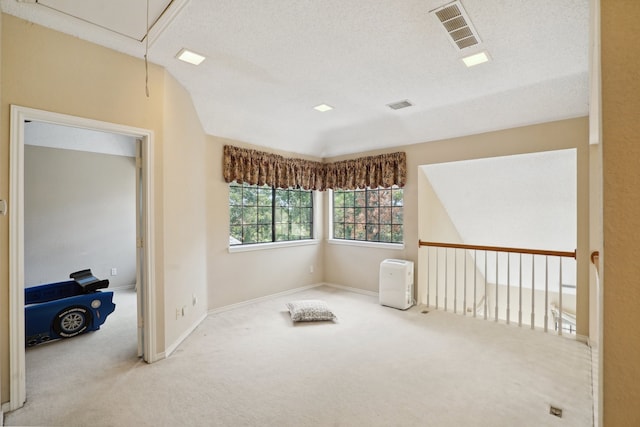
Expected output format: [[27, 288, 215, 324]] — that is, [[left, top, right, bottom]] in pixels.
[[422, 149, 577, 253], [24, 144, 137, 288]]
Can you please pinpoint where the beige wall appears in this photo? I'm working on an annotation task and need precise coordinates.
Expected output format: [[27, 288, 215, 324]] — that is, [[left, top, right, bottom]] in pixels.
[[0, 14, 208, 402], [0, 13, 164, 401], [601, 2, 640, 425], [3, 3, 635, 421], [325, 118, 590, 338], [161, 72, 208, 343], [205, 137, 325, 309], [24, 146, 137, 289]]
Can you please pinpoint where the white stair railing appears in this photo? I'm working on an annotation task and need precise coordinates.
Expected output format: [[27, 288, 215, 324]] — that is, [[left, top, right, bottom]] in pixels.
[[419, 241, 577, 335]]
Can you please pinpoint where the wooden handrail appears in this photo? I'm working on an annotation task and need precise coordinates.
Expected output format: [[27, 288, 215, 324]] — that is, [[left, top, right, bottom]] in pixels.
[[418, 240, 576, 259]]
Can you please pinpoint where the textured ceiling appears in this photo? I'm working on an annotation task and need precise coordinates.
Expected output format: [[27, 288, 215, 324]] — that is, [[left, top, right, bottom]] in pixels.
[[0, 0, 590, 157]]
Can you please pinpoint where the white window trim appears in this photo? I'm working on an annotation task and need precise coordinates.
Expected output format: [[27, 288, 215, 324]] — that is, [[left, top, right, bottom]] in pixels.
[[327, 189, 405, 249], [229, 238, 319, 253], [327, 238, 404, 250]]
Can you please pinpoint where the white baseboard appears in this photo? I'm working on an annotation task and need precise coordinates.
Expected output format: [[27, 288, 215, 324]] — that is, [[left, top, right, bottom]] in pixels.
[[207, 283, 379, 316], [111, 284, 136, 291], [208, 283, 323, 315], [576, 333, 589, 344], [165, 312, 208, 358], [322, 282, 379, 298]]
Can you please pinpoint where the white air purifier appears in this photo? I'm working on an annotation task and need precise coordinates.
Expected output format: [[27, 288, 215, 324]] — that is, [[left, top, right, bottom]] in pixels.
[[379, 259, 414, 310]]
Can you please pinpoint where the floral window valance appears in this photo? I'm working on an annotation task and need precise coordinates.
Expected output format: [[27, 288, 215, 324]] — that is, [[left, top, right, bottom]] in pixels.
[[223, 145, 406, 190]]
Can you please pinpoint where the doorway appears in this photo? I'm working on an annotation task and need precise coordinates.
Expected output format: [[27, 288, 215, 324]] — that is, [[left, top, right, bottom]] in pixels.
[[7, 105, 157, 411]]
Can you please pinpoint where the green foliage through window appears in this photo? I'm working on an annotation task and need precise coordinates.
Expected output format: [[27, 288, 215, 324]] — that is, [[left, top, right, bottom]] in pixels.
[[332, 187, 403, 243], [229, 183, 313, 245]]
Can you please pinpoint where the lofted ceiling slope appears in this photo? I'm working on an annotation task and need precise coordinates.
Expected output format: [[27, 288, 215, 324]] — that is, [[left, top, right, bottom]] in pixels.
[[0, 0, 590, 157]]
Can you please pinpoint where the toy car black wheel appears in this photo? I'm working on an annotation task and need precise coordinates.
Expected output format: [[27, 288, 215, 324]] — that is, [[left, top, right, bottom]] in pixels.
[[53, 306, 92, 338]]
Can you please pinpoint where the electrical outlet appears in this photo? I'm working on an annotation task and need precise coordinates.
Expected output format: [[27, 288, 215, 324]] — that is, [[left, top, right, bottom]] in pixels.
[[549, 406, 563, 418], [111, 267, 117, 276], [175, 308, 181, 320], [309, 265, 314, 274]]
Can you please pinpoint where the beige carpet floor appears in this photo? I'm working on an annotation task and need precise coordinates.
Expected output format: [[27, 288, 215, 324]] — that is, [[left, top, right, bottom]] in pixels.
[[6, 285, 593, 426]]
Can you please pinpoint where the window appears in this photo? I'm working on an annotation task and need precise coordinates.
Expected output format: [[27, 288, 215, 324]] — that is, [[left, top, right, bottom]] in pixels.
[[332, 187, 403, 244], [229, 182, 313, 246]]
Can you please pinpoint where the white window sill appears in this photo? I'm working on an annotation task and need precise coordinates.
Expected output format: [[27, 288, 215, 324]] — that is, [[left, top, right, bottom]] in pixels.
[[327, 239, 404, 250], [229, 239, 319, 253]]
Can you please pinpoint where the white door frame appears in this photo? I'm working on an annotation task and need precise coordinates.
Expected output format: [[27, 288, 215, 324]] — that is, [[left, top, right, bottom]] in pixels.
[[7, 105, 158, 411]]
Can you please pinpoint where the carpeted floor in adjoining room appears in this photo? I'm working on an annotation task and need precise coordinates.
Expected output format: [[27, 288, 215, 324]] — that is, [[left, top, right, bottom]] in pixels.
[[5, 285, 593, 427]]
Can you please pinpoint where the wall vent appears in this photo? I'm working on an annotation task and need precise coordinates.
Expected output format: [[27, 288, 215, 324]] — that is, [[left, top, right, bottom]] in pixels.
[[430, 1, 482, 51], [387, 100, 413, 110]]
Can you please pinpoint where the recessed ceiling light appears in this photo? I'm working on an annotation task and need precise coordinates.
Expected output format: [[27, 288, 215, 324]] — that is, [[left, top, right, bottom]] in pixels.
[[176, 48, 206, 66], [462, 51, 491, 68], [313, 104, 333, 112]]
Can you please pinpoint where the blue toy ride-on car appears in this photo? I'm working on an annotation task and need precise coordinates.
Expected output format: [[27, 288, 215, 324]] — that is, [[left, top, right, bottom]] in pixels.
[[25, 269, 116, 346]]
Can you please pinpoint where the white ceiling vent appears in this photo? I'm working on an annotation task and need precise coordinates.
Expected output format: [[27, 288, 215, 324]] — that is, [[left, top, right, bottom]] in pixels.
[[387, 100, 413, 110], [430, 1, 482, 51]]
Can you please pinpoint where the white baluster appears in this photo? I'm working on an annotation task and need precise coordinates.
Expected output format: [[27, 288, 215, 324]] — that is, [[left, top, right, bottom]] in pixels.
[[484, 251, 488, 320], [435, 249, 439, 310], [463, 250, 467, 316], [473, 250, 477, 318], [544, 256, 549, 333], [531, 256, 535, 330], [518, 253, 523, 327], [454, 249, 458, 314], [506, 253, 511, 325], [558, 257, 563, 336], [444, 248, 448, 312], [495, 251, 499, 322], [426, 247, 430, 308]]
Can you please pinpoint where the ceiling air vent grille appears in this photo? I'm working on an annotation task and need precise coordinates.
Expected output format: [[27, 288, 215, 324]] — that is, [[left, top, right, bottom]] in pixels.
[[430, 1, 482, 51], [387, 100, 413, 110]]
